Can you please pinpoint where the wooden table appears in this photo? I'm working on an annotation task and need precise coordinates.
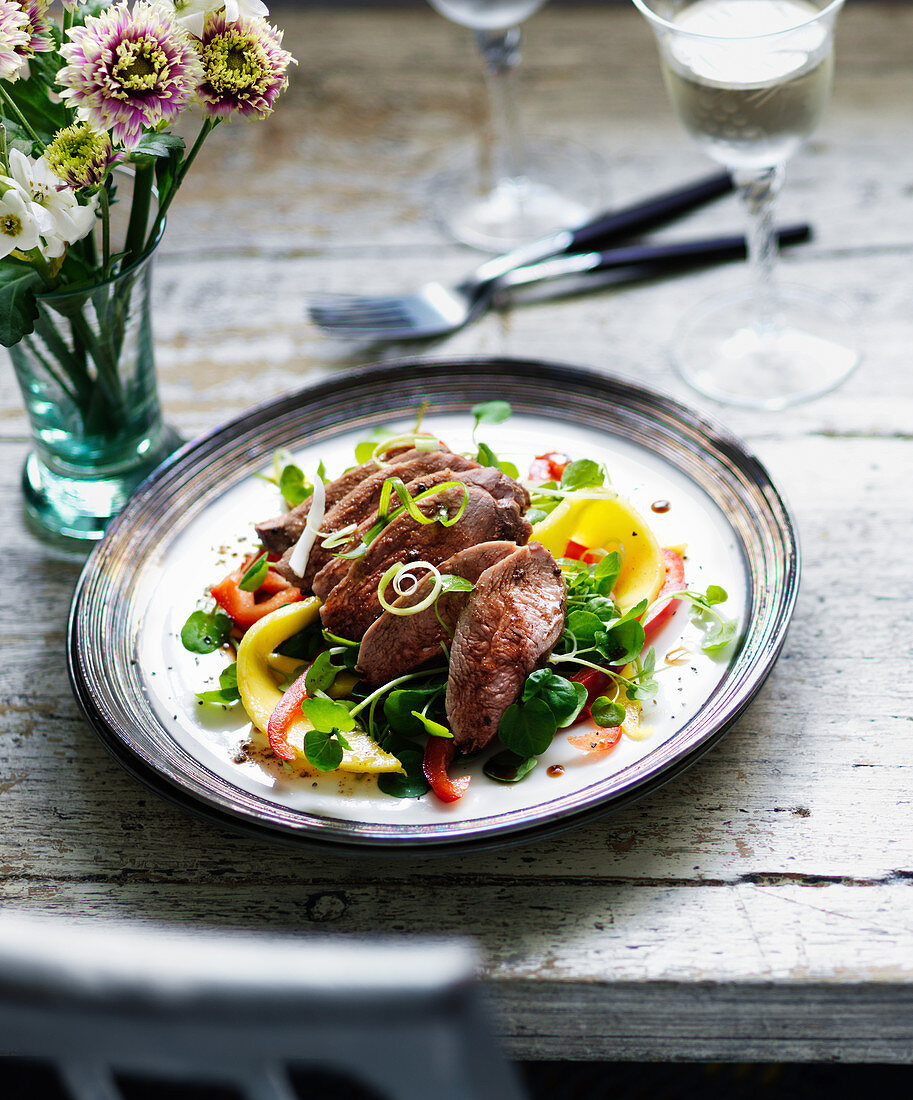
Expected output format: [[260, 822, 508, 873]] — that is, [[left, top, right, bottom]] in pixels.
[[2, 2, 912, 1064]]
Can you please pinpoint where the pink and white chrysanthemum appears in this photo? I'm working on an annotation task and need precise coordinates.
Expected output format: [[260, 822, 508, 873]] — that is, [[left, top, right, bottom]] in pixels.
[[57, 1, 203, 149], [16, 0, 53, 57], [195, 10, 293, 120], [0, 0, 29, 80]]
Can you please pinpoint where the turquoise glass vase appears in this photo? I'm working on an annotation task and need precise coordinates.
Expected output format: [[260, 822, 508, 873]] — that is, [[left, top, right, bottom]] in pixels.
[[8, 233, 181, 544]]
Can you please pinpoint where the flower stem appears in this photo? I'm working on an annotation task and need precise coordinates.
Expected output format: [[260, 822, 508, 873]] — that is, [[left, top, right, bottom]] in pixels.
[[0, 85, 44, 151], [145, 119, 215, 250], [98, 183, 111, 277], [123, 160, 155, 267]]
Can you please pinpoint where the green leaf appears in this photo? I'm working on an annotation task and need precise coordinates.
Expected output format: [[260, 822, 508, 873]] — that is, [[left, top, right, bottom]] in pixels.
[[180, 609, 232, 654], [706, 584, 728, 606], [484, 750, 538, 784], [279, 462, 312, 507], [439, 574, 475, 594], [304, 649, 344, 696], [378, 749, 430, 799], [593, 551, 623, 595], [384, 688, 440, 737], [238, 552, 268, 592], [590, 696, 625, 728], [498, 698, 557, 758], [474, 441, 518, 479], [409, 710, 452, 738], [0, 262, 42, 348], [132, 133, 186, 159], [302, 696, 356, 734], [196, 663, 240, 706], [700, 616, 739, 653], [526, 507, 550, 525], [471, 400, 512, 428], [560, 458, 605, 491], [565, 609, 606, 645], [522, 669, 588, 729], [303, 728, 344, 771], [598, 617, 645, 665]]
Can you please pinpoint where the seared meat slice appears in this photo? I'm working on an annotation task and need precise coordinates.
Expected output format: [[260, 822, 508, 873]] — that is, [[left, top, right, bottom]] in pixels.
[[277, 449, 479, 592], [311, 464, 529, 601], [445, 543, 566, 753], [319, 485, 532, 640], [254, 445, 439, 556], [356, 541, 518, 686]]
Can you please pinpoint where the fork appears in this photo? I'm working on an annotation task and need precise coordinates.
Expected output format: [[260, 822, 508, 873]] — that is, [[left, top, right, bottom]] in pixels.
[[307, 171, 736, 342], [307, 222, 812, 343]]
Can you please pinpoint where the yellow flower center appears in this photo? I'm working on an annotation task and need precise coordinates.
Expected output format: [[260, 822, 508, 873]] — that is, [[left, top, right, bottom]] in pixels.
[[1, 214, 22, 237]]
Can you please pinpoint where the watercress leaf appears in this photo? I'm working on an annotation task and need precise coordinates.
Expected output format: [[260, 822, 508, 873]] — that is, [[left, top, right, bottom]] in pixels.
[[303, 728, 344, 771], [279, 463, 312, 507], [484, 750, 538, 784], [384, 689, 439, 736], [522, 667, 554, 702], [353, 440, 376, 464], [593, 551, 622, 595], [438, 574, 475, 594], [378, 749, 430, 799], [476, 441, 499, 468], [196, 662, 240, 705], [304, 649, 344, 696], [600, 618, 645, 665], [471, 400, 512, 427], [565, 609, 606, 645], [410, 711, 452, 738], [526, 507, 550, 525], [706, 584, 728, 606], [302, 696, 356, 733], [238, 552, 268, 592], [498, 698, 557, 758], [701, 616, 739, 653], [590, 696, 626, 728], [559, 458, 604, 491], [180, 609, 232, 654], [276, 621, 324, 659], [545, 677, 589, 728]]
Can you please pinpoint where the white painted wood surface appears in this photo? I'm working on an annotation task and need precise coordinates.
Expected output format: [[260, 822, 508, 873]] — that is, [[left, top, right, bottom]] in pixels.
[[1, 3, 912, 1062]]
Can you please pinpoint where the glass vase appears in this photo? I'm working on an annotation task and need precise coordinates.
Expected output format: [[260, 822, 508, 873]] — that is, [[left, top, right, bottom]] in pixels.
[[8, 236, 181, 544]]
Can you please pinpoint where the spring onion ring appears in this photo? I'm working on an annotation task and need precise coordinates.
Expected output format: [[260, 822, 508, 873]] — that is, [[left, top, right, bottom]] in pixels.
[[371, 433, 440, 467], [377, 561, 443, 616]]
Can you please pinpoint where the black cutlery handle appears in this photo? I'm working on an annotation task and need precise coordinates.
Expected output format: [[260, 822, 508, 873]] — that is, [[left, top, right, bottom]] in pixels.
[[568, 170, 735, 252], [588, 223, 812, 271]]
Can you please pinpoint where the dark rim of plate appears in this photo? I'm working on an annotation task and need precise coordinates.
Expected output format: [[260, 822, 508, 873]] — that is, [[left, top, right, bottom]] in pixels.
[[67, 356, 800, 854]]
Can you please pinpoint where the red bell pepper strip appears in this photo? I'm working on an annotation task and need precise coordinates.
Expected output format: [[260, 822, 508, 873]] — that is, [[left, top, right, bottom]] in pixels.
[[528, 452, 571, 483], [210, 561, 302, 631], [568, 725, 622, 754], [266, 668, 309, 761], [641, 548, 686, 643], [564, 539, 603, 565], [422, 737, 470, 803]]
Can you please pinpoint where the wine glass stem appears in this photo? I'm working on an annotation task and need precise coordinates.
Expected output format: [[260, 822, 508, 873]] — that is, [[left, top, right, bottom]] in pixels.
[[475, 27, 524, 188], [739, 164, 785, 333]]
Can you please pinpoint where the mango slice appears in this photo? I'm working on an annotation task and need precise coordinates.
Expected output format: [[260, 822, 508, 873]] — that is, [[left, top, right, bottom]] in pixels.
[[531, 492, 665, 610], [235, 600, 403, 774]]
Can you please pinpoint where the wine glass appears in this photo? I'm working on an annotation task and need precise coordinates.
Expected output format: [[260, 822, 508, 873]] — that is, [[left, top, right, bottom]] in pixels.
[[426, 0, 605, 252], [632, 0, 859, 409]]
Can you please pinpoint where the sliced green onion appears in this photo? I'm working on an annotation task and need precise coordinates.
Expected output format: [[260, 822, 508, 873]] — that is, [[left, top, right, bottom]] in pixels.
[[378, 561, 443, 616], [319, 522, 358, 550], [377, 477, 470, 529], [371, 433, 440, 468]]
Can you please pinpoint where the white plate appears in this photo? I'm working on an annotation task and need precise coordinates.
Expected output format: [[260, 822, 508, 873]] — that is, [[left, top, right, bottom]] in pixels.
[[68, 357, 799, 852]]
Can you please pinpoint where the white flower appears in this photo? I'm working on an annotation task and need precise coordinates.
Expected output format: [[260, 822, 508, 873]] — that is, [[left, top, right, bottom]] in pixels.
[[7, 148, 97, 246], [0, 182, 41, 259], [171, 0, 222, 38], [224, 0, 269, 23]]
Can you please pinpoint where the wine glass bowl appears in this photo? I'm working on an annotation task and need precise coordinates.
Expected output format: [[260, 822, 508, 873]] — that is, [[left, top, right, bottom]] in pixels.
[[633, 0, 859, 408], [426, 0, 605, 251]]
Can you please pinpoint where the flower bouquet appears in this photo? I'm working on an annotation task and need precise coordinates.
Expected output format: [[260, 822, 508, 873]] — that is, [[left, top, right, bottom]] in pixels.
[[0, 0, 294, 541]]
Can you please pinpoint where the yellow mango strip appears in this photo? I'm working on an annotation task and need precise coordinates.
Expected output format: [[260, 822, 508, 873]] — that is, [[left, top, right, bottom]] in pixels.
[[236, 600, 403, 774], [532, 492, 665, 611]]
